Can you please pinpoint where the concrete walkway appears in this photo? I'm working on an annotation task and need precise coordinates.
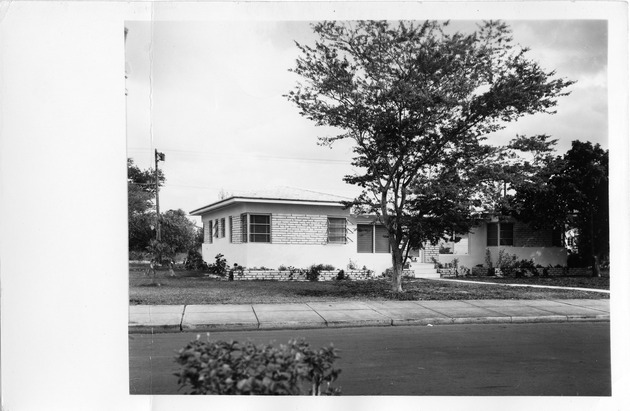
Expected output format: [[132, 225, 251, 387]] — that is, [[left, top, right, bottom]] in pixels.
[[432, 278, 611, 294], [129, 298, 610, 333]]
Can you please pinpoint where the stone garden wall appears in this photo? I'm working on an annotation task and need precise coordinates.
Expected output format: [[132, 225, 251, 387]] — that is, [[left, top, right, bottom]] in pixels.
[[232, 269, 374, 281]]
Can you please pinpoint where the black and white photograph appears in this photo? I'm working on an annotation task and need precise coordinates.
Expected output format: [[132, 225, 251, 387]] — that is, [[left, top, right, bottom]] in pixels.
[[1, 1, 628, 410], [126, 15, 612, 395]]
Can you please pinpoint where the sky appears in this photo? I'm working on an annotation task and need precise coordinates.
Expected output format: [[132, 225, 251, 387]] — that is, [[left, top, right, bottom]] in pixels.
[[125, 20, 608, 225]]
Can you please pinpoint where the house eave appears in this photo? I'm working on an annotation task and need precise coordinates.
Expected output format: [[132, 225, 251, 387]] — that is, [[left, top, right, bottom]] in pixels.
[[190, 196, 347, 216]]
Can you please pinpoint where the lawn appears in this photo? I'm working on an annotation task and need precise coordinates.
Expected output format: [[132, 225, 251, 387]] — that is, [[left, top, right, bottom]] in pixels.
[[129, 267, 609, 305]]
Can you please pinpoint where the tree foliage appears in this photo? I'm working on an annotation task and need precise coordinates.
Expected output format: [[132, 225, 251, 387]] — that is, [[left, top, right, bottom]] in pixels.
[[127, 158, 199, 256], [509, 141, 608, 276], [286, 20, 574, 291], [175, 338, 341, 395], [127, 158, 164, 215]]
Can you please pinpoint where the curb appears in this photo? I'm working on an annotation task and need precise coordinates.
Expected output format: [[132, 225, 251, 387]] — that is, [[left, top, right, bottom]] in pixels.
[[129, 314, 610, 334]]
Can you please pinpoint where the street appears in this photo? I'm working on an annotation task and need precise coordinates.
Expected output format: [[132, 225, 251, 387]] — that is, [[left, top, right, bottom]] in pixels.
[[129, 322, 610, 396]]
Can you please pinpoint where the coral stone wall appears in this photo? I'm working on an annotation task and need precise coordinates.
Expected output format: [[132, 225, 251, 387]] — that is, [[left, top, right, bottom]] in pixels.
[[232, 270, 374, 281], [231, 215, 242, 244], [423, 244, 440, 263], [514, 221, 553, 247], [272, 214, 328, 245]]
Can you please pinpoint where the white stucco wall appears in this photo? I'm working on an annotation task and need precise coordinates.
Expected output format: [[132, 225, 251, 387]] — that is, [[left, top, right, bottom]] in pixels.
[[438, 224, 568, 268], [199, 203, 568, 274]]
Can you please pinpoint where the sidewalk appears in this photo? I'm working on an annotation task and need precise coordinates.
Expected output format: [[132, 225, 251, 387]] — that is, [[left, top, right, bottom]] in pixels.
[[129, 298, 610, 333]]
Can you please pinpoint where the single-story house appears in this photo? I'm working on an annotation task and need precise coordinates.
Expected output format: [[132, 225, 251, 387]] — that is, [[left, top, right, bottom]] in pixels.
[[189, 187, 567, 276]]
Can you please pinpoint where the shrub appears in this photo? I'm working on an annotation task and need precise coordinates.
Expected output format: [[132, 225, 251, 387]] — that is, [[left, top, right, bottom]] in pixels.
[[307, 265, 321, 282], [307, 264, 335, 282], [174, 337, 341, 395], [278, 265, 288, 271], [184, 249, 208, 271], [207, 254, 228, 276], [228, 263, 243, 281], [514, 258, 538, 277], [336, 270, 346, 281], [146, 239, 175, 266], [347, 259, 358, 270], [496, 249, 519, 273], [430, 257, 443, 269], [567, 252, 587, 268], [129, 250, 151, 261], [457, 265, 470, 277]]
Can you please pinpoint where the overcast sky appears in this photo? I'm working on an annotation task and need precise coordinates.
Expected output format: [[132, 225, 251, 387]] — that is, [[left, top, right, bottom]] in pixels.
[[125, 20, 608, 223]]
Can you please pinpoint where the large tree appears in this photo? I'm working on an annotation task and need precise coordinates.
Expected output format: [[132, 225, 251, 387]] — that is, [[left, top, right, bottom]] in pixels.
[[286, 20, 574, 291], [509, 141, 609, 276]]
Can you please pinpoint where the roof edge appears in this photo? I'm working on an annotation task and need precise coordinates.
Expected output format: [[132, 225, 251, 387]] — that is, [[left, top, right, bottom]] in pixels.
[[190, 196, 348, 216]]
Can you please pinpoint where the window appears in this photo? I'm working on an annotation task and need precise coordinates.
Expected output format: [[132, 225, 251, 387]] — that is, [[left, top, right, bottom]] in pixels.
[[241, 213, 271, 243], [487, 222, 513, 246], [374, 225, 390, 253], [500, 223, 514, 246], [207, 220, 213, 244], [357, 225, 373, 253], [357, 224, 390, 253], [220, 218, 226, 238], [249, 214, 271, 243], [214, 219, 219, 238], [487, 223, 498, 246], [327, 218, 347, 244]]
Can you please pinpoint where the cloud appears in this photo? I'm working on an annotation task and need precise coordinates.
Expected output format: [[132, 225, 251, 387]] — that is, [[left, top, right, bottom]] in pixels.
[[125, 19, 609, 214]]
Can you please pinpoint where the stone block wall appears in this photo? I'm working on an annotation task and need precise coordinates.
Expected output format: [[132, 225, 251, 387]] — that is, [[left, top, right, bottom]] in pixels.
[[272, 214, 328, 245], [231, 269, 375, 281], [231, 215, 242, 244], [423, 244, 440, 263], [437, 268, 458, 277], [514, 221, 553, 247]]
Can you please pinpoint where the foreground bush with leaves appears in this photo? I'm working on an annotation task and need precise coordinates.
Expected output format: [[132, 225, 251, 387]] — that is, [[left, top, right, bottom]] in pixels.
[[174, 337, 341, 395]]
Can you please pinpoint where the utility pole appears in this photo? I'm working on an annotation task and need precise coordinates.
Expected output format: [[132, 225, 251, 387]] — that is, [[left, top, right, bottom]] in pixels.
[[155, 149, 165, 241]]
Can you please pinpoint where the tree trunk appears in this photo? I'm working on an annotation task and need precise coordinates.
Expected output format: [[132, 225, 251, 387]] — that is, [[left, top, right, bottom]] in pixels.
[[592, 255, 601, 277], [391, 247, 404, 292], [589, 212, 601, 277]]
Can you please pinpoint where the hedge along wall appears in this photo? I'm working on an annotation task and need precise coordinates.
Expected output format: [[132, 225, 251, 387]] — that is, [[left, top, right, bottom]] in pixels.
[[232, 269, 375, 281]]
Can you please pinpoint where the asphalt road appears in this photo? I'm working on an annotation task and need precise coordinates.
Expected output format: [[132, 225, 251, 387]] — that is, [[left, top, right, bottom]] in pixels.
[[129, 322, 610, 396]]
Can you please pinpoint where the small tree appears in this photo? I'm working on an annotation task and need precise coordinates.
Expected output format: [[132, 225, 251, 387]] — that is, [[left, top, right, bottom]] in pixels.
[[145, 239, 175, 283], [286, 20, 574, 291]]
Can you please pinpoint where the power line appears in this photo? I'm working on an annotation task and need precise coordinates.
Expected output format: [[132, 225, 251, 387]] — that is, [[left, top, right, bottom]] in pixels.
[[127, 147, 353, 165]]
